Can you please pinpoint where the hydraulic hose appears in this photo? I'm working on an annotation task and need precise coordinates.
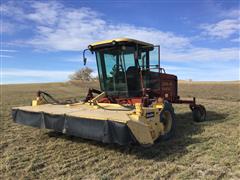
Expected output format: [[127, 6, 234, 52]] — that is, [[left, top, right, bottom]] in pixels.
[[37, 90, 78, 105]]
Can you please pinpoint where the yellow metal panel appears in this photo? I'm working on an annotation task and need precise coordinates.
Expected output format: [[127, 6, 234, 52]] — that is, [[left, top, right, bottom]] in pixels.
[[96, 103, 133, 109], [127, 120, 154, 145], [90, 38, 154, 47], [31, 97, 44, 106], [32, 100, 38, 107], [128, 103, 165, 142], [153, 103, 163, 109], [16, 103, 133, 123]]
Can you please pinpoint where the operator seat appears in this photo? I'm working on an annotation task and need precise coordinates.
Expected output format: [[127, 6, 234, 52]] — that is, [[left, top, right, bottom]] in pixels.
[[126, 66, 142, 97]]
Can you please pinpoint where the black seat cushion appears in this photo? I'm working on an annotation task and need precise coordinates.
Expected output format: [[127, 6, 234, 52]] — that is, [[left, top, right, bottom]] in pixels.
[[126, 66, 142, 97]]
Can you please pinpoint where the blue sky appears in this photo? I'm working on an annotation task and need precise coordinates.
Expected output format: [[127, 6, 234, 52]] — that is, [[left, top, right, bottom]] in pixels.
[[1, 0, 239, 84]]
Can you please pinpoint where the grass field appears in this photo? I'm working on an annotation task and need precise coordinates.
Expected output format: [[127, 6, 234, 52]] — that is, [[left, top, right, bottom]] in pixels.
[[1, 81, 240, 179]]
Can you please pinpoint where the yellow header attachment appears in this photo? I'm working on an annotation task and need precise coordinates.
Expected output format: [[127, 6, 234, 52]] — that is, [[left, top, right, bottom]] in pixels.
[[88, 38, 154, 50]]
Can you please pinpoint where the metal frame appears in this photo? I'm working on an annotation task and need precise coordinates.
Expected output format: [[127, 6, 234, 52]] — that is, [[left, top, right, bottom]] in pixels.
[[84, 42, 198, 109]]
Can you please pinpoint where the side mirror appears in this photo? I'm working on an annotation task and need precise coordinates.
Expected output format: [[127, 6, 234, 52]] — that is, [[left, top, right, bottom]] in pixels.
[[83, 57, 87, 65], [83, 48, 94, 65], [83, 49, 89, 65]]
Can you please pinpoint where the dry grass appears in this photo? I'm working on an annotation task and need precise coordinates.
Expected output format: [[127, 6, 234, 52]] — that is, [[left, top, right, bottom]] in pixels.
[[1, 81, 240, 179]]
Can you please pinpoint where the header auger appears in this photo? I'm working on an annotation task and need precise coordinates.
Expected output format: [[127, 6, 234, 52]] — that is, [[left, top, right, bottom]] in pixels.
[[12, 38, 206, 146]]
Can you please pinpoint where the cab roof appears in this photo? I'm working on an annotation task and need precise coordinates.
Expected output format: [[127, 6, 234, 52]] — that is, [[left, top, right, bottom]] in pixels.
[[89, 38, 154, 50]]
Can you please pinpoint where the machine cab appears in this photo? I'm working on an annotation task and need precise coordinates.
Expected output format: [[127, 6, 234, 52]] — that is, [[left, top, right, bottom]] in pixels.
[[86, 38, 177, 101]]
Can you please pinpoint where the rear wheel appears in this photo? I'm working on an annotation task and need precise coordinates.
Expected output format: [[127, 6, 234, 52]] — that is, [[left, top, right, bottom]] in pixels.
[[160, 101, 175, 140], [192, 105, 206, 122]]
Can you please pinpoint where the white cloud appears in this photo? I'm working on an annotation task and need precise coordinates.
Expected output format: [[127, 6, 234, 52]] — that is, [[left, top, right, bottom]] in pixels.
[[200, 19, 239, 39], [28, 24, 190, 51], [0, 55, 13, 58], [0, 21, 14, 33], [1, 68, 100, 84], [1, 1, 239, 65], [64, 54, 95, 63], [2, 69, 73, 78], [0, 49, 17, 58], [163, 47, 239, 62], [27, 1, 62, 25], [231, 38, 240, 43], [0, 49, 17, 52], [222, 9, 240, 18], [175, 67, 239, 81], [2, 1, 190, 51]]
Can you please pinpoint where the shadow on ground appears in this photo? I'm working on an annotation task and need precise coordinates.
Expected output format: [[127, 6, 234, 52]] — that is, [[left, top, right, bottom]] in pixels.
[[47, 110, 229, 160]]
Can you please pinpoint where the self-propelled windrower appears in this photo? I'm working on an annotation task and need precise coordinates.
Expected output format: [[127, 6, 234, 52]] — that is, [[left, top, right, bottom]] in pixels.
[[12, 38, 206, 146]]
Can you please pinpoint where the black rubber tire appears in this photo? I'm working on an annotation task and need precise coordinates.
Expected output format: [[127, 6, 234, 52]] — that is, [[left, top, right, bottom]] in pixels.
[[160, 101, 176, 140], [192, 105, 206, 122]]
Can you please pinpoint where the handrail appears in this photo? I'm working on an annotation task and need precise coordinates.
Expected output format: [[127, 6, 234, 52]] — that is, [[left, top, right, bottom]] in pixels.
[[140, 65, 166, 73]]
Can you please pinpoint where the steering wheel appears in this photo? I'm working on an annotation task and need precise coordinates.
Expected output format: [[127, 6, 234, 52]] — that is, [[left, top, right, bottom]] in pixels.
[[112, 64, 124, 75]]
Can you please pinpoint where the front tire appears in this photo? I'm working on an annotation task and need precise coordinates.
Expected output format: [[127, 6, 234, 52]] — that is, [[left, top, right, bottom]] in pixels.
[[160, 101, 176, 140]]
